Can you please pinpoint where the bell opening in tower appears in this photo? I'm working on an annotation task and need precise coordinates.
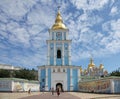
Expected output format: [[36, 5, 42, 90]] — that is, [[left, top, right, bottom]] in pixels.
[[57, 50, 61, 58]]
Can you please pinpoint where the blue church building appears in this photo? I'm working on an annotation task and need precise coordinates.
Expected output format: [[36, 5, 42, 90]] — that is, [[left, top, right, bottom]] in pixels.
[[38, 9, 81, 91]]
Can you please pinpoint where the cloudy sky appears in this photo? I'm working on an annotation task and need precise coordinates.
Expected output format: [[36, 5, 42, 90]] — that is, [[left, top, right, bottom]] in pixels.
[[0, 0, 120, 72]]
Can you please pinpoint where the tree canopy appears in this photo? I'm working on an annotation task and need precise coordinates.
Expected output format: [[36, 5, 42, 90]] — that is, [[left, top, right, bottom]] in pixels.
[[110, 69, 120, 76], [0, 68, 38, 80]]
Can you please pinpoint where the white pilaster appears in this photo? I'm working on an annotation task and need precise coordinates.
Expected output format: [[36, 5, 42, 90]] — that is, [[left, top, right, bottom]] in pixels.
[[62, 32, 64, 40], [54, 32, 56, 40], [50, 32, 52, 40], [78, 69, 81, 82], [111, 80, 114, 93], [54, 42, 56, 65], [47, 42, 50, 65], [70, 68, 73, 86], [66, 31, 68, 40], [45, 68, 48, 90], [38, 69, 41, 81], [62, 42, 64, 66], [70, 68, 73, 91], [68, 43, 71, 65]]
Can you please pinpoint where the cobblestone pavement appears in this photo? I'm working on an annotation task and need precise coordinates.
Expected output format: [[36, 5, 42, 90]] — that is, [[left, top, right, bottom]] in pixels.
[[19, 92, 81, 99], [0, 92, 120, 99]]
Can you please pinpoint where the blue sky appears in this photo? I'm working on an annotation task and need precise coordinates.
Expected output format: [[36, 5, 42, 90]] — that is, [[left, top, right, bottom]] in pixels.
[[0, 0, 120, 73]]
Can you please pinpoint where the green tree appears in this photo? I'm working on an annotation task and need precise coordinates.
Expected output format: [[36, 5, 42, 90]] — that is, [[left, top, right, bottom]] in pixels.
[[0, 69, 11, 78], [14, 68, 38, 80], [110, 69, 120, 76], [0, 68, 38, 80]]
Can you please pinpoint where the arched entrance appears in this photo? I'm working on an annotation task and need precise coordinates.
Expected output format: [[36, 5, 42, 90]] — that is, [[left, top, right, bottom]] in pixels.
[[56, 83, 63, 92]]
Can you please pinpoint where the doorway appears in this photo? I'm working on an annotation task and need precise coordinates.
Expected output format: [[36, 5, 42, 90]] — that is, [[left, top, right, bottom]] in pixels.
[[56, 83, 63, 92]]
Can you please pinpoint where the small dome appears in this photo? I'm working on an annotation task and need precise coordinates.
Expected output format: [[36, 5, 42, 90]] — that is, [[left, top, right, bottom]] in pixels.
[[99, 64, 104, 69], [80, 66, 83, 73], [88, 58, 95, 69], [51, 11, 67, 30], [84, 69, 87, 74]]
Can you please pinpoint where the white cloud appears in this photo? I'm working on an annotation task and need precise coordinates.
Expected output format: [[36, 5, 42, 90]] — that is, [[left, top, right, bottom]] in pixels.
[[110, 6, 118, 15], [71, 19, 120, 62], [0, 0, 120, 70], [70, 0, 109, 10], [0, 0, 37, 20], [5, 21, 30, 46], [101, 19, 120, 54]]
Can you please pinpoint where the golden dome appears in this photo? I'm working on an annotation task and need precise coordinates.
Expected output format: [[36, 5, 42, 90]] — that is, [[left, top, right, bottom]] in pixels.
[[52, 10, 67, 30], [80, 66, 83, 73], [88, 58, 95, 68], [84, 69, 87, 74], [99, 64, 104, 69]]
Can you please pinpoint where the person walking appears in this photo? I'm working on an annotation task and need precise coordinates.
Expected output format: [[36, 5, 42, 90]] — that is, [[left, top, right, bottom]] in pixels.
[[51, 87, 54, 95], [56, 88, 60, 96], [28, 88, 31, 94]]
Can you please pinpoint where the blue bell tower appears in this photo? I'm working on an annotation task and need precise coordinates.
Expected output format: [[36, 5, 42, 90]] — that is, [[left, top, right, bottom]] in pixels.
[[47, 10, 72, 66], [38, 8, 80, 92]]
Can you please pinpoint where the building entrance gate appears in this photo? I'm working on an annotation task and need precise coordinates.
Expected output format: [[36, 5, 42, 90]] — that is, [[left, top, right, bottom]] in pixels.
[[56, 83, 63, 92]]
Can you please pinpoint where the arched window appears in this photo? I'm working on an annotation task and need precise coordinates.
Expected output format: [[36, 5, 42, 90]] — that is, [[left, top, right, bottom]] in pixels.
[[57, 50, 61, 58]]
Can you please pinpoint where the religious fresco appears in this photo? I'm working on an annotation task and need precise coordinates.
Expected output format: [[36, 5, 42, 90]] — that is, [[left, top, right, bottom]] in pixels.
[[14, 82, 23, 91], [0, 79, 39, 92], [79, 79, 111, 93]]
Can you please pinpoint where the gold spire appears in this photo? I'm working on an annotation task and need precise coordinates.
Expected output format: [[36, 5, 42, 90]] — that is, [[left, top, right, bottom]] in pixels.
[[51, 10, 67, 30], [99, 64, 104, 69], [88, 58, 95, 68], [80, 66, 83, 73]]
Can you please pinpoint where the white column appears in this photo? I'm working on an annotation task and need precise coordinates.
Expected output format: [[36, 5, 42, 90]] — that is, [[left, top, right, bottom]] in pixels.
[[54, 32, 56, 40], [62, 32, 64, 40], [70, 68, 73, 91], [38, 69, 41, 81], [66, 31, 68, 40], [78, 69, 81, 82], [54, 42, 56, 65], [47, 42, 50, 65], [70, 68, 73, 86], [111, 80, 114, 93], [62, 42, 64, 66], [45, 68, 48, 90], [68, 43, 71, 65], [50, 32, 52, 40]]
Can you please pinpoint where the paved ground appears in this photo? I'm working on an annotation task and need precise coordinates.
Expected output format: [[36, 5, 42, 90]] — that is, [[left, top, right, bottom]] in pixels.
[[0, 92, 120, 99], [19, 92, 81, 99]]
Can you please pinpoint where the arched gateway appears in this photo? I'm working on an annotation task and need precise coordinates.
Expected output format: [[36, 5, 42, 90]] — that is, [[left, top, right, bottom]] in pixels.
[[56, 83, 63, 91]]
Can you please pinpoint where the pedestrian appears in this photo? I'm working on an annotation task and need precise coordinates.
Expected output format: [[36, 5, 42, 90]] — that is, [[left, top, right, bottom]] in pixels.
[[28, 88, 31, 94], [56, 88, 60, 96], [42, 87, 44, 93], [49, 88, 51, 92], [51, 87, 54, 95]]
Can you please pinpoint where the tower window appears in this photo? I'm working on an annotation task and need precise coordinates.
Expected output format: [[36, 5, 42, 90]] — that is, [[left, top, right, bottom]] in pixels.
[[57, 50, 61, 58]]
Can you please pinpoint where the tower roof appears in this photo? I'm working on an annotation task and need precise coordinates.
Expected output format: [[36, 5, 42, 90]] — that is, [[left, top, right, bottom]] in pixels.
[[99, 64, 104, 69], [51, 10, 67, 30], [88, 58, 95, 68]]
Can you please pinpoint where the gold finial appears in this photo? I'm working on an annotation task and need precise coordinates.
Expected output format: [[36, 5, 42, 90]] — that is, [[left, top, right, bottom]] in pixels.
[[80, 66, 83, 73], [99, 64, 104, 69], [51, 7, 67, 30], [88, 58, 95, 69]]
